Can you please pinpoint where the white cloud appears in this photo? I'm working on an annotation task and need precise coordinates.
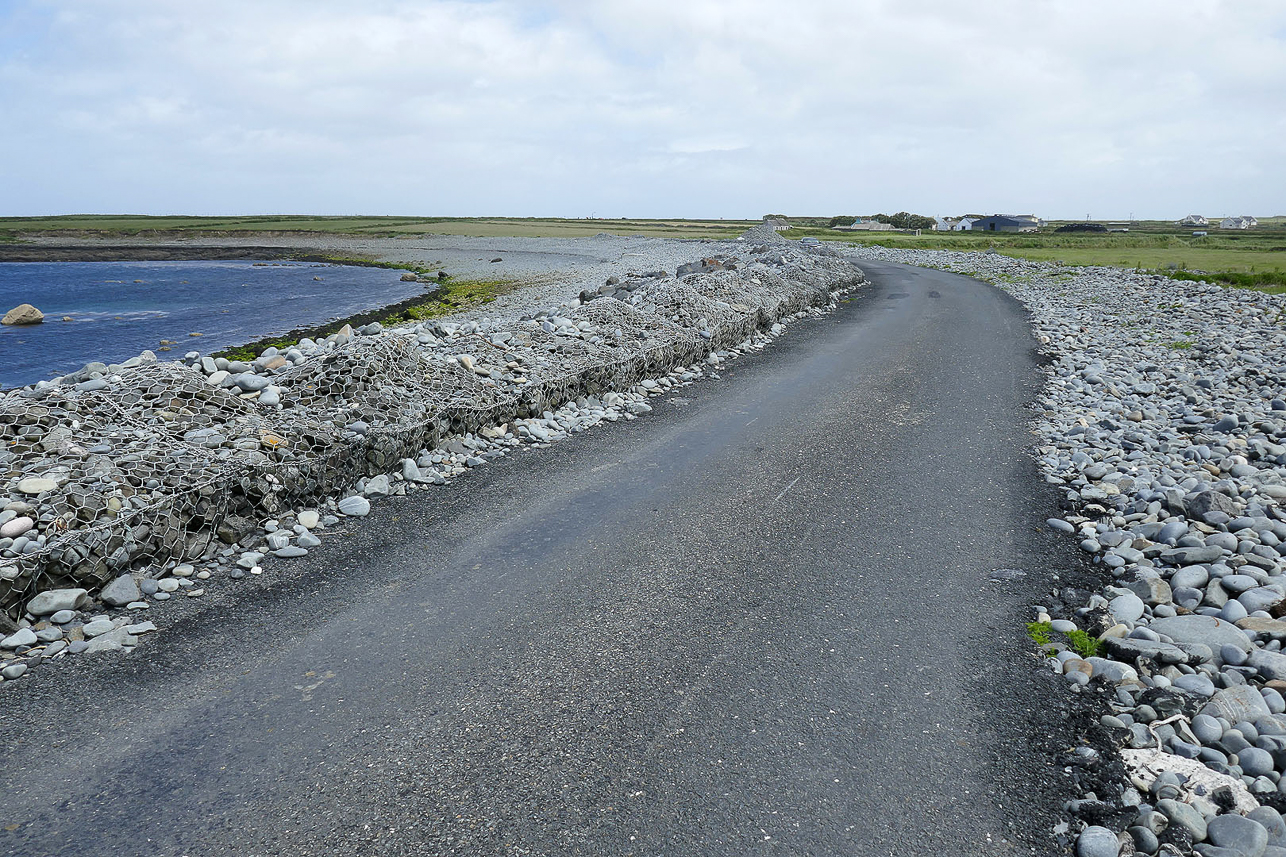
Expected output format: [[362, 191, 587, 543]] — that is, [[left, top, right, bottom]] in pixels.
[[0, 0, 1283, 218]]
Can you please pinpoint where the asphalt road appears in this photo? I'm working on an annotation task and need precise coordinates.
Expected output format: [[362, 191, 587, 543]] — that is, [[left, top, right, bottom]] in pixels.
[[0, 260, 1087, 856]]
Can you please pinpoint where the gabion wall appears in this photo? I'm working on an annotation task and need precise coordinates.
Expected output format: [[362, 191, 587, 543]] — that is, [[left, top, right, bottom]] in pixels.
[[0, 241, 863, 620]]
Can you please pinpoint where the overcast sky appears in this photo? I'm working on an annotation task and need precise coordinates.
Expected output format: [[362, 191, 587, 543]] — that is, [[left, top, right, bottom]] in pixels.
[[2, 0, 1283, 220]]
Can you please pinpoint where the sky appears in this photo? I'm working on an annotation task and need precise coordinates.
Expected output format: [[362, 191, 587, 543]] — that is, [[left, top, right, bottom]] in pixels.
[[1, 0, 1283, 220]]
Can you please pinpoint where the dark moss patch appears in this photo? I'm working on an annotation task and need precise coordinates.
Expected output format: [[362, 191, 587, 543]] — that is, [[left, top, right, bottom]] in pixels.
[[211, 277, 517, 361]]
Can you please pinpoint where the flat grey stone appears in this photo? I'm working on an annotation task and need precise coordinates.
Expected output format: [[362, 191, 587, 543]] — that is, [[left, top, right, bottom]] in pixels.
[[232, 372, 271, 392], [16, 477, 58, 495], [1206, 813, 1269, 856], [236, 552, 264, 569], [273, 546, 308, 558], [1251, 649, 1286, 681], [1198, 679, 1270, 720], [1, 663, 27, 680], [26, 588, 89, 616], [1149, 615, 1253, 664], [81, 619, 114, 637], [83, 627, 137, 655], [1173, 566, 1211, 590], [1103, 636, 1192, 664], [1174, 673, 1216, 697], [1, 627, 37, 648], [1222, 574, 1262, 593], [1238, 617, 1286, 639], [1085, 657, 1138, 683], [1163, 545, 1225, 564], [1241, 587, 1286, 614], [1248, 807, 1286, 846]]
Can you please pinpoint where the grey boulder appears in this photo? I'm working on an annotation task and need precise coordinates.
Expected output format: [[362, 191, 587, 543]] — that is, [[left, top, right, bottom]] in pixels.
[[99, 575, 140, 607], [1198, 684, 1270, 725], [1206, 813, 1269, 857], [1252, 649, 1286, 682], [26, 588, 89, 616], [1076, 825, 1122, 857], [338, 496, 371, 516], [1, 627, 37, 648], [1149, 615, 1253, 664]]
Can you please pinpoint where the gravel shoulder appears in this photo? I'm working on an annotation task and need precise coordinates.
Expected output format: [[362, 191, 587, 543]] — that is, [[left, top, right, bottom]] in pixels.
[[852, 244, 1286, 857]]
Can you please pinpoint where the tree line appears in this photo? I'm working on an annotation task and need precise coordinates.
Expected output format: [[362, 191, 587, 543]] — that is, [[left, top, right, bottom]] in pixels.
[[828, 212, 936, 230]]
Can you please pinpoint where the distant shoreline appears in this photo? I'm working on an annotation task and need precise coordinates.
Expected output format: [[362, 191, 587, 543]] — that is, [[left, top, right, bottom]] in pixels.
[[0, 244, 303, 263]]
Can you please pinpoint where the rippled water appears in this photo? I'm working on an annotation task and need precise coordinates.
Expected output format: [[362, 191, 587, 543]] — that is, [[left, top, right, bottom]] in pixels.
[[0, 260, 422, 388]]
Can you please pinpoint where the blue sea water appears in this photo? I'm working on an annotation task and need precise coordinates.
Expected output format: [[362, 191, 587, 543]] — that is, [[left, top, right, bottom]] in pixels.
[[0, 260, 424, 389]]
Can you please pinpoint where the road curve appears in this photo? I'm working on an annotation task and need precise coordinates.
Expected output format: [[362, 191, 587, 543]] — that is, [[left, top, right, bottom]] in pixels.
[[0, 260, 1085, 856]]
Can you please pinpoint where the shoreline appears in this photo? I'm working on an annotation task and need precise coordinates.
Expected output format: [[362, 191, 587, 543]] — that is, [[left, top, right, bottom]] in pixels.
[[0, 244, 302, 263], [0, 247, 453, 388]]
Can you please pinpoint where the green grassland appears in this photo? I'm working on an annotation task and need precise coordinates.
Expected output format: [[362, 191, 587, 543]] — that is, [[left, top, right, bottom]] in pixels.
[[785, 221, 1286, 289]]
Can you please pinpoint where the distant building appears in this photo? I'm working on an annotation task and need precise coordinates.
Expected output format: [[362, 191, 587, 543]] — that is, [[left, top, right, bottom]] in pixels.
[[764, 218, 791, 232], [972, 215, 1037, 233], [835, 219, 894, 232], [1220, 216, 1257, 229], [1005, 214, 1042, 229], [1179, 214, 1209, 227], [933, 217, 956, 231], [954, 217, 979, 231]]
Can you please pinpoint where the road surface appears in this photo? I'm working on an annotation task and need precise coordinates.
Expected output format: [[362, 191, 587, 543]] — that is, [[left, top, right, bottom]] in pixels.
[[0, 260, 1085, 856]]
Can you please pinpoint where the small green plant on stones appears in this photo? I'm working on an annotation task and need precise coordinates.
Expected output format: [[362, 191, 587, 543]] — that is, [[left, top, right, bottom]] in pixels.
[[1026, 620, 1054, 650], [1066, 629, 1100, 659]]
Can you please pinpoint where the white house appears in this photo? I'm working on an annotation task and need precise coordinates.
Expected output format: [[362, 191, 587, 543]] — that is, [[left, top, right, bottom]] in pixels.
[[764, 218, 791, 232], [1220, 216, 1257, 229], [933, 217, 956, 231], [1179, 214, 1209, 227], [954, 217, 979, 231]]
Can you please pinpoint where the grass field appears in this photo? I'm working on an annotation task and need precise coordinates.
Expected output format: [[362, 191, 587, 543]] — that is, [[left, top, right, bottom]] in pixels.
[[784, 222, 1286, 288]]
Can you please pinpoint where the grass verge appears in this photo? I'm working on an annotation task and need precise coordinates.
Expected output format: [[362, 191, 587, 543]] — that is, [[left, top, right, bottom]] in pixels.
[[212, 271, 517, 362]]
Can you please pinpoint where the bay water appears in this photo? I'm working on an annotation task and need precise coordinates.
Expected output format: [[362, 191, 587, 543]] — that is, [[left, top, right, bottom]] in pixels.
[[0, 260, 423, 388]]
